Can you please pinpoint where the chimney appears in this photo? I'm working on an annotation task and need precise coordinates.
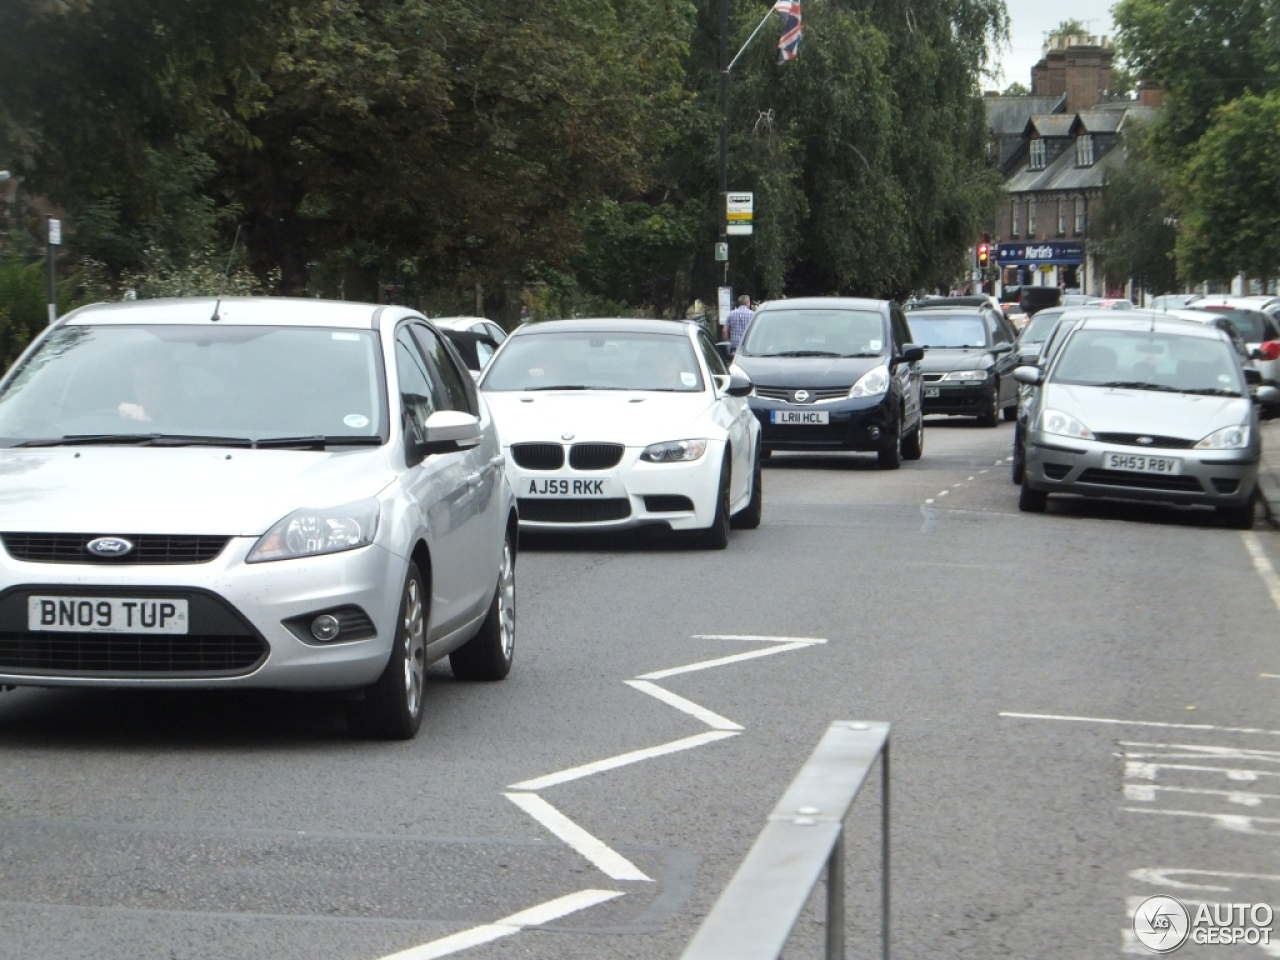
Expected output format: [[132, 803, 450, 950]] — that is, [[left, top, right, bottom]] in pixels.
[[1030, 34, 1113, 111]]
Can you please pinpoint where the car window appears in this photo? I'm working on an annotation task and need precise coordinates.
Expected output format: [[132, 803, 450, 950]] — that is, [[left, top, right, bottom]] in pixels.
[[697, 330, 729, 378], [484, 322, 507, 344], [739, 308, 886, 357], [481, 331, 705, 392], [412, 323, 477, 414], [890, 306, 912, 350], [1018, 310, 1065, 344], [901, 313, 989, 349], [1051, 328, 1243, 394], [395, 327, 439, 430]]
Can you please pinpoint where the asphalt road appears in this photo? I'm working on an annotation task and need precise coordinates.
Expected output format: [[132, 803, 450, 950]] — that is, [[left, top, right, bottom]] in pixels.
[[2, 416, 1279, 959]]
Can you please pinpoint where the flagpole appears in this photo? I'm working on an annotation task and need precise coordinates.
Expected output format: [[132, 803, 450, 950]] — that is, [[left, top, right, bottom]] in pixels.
[[728, 5, 779, 73]]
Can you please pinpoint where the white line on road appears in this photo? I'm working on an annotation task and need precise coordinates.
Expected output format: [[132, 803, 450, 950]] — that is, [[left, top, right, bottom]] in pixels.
[[1243, 531, 1280, 613], [690, 634, 828, 643], [1125, 760, 1280, 782], [638, 642, 818, 680], [505, 793, 652, 881], [1120, 742, 1280, 762], [508, 731, 739, 791], [378, 889, 624, 960], [1122, 806, 1280, 835], [624, 680, 743, 731], [1130, 867, 1280, 892], [1000, 711, 1280, 736], [1124, 783, 1280, 805]]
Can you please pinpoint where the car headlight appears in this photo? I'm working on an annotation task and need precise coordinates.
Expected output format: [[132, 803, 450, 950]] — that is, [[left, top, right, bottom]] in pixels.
[[641, 439, 708, 463], [942, 369, 989, 381], [247, 499, 380, 563], [1195, 425, 1250, 450], [1039, 409, 1094, 440], [849, 366, 890, 397]]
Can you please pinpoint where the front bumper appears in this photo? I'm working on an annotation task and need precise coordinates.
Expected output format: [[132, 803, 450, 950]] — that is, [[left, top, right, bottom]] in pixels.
[[0, 538, 404, 690], [920, 377, 995, 416], [748, 394, 895, 452], [506, 444, 723, 532], [1023, 435, 1259, 507]]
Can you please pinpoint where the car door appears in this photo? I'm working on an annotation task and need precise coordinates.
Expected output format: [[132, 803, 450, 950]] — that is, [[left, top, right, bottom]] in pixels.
[[394, 323, 489, 636], [988, 310, 1020, 405], [890, 305, 922, 426], [697, 328, 754, 505]]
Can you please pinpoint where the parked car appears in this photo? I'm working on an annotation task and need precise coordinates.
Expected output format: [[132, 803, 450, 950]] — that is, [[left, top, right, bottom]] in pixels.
[[1148, 293, 1204, 311], [478, 318, 761, 547], [431, 315, 508, 347], [1181, 302, 1280, 392], [439, 327, 501, 381], [1060, 294, 1093, 307], [0, 297, 519, 739], [1011, 310, 1089, 483], [730, 297, 925, 468], [1084, 297, 1135, 310], [904, 300, 1020, 425], [1014, 313, 1278, 527], [1019, 285, 1062, 317]]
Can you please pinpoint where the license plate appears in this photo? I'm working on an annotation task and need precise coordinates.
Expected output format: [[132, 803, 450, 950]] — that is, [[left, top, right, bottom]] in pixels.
[[28, 596, 189, 634], [924, 387, 941, 398], [771, 410, 829, 425], [1103, 452, 1182, 475], [525, 478, 610, 497]]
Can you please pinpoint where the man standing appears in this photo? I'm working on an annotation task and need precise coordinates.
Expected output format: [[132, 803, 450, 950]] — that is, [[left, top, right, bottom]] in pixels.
[[721, 294, 755, 351]]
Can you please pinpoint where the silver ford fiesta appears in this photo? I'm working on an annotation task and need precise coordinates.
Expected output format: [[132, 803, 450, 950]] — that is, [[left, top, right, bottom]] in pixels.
[[0, 297, 518, 739], [1015, 313, 1280, 528]]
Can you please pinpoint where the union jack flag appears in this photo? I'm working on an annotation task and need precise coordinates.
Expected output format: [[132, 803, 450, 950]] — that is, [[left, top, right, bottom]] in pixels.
[[775, 0, 802, 62]]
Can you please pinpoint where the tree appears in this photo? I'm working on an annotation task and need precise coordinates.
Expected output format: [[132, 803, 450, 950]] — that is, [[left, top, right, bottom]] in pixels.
[[1002, 82, 1031, 96], [1090, 123, 1178, 293]]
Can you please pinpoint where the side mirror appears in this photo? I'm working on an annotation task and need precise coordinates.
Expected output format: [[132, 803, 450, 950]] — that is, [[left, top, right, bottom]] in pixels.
[[895, 344, 925, 364], [1013, 365, 1043, 386], [413, 409, 483, 458], [1245, 368, 1263, 386], [716, 341, 734, 363], [725, 372, 754, 397], [1254, 385, 1279, 406], [992, 342, 1014, 354]]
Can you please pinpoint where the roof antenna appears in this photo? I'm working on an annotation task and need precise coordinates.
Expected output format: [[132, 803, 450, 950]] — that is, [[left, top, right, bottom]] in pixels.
[[212, 224, 241, 322], [211, 297, 222, 322]]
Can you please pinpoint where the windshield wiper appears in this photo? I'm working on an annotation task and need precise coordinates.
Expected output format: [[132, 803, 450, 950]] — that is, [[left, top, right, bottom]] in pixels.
[[1178, 387, 1243, 397], [772, 350, 842, 358], [1095, 381, 1182, 393], [251, 435, 384, 449], [839, 352, 884, 358], [14, 433, 256, 448], [523, 384, 594, 391]]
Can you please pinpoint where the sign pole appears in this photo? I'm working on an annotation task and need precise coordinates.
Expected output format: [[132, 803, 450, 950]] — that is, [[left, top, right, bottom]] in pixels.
[[46, 217, 61, 325]]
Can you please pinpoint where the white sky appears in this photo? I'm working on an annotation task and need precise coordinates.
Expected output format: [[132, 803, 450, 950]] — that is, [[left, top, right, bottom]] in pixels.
[[990, 0, 1118, 91]]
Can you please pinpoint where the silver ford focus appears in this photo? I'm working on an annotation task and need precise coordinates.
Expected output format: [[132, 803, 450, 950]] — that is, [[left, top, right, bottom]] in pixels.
[[1015, 313, 1279, 528], [0, 297, 517, 739]]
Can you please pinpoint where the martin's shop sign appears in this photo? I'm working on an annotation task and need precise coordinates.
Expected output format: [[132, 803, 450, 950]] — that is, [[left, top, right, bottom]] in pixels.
[[995, 242, 1084, 266]]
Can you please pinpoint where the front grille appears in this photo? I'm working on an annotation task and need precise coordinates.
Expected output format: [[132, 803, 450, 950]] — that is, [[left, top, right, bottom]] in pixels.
[[1093, 432, 1197, 450], [518, 498, 631, 523], [1043, 463, 1072, 480], [569, 443, 624, 470], [643, 495, 694, 512], [1077, 469, 1203, 493], [754, 387, 849, 403], [0, 633, 265, 673], [510, 443, 565, 470], [2, 534, 230, 565], [921, 373, 945, 382]]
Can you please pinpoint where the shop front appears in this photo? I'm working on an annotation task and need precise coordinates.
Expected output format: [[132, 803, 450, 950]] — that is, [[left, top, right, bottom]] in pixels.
[[995, 241, 1086, 299]]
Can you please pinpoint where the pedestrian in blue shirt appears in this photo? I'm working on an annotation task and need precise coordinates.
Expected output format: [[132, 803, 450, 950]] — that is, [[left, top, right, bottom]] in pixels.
[[721, 295, 755, 351]]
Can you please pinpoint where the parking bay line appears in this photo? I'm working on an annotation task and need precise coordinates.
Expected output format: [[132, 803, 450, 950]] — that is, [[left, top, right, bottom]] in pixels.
[[1001, 711, 1280, 737], [378, 888, 624, 960], [508, 731, 739, 791], [504, 793, 652, 881]]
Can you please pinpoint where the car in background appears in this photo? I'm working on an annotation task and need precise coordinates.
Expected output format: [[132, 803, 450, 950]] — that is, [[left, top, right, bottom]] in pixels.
[[1148, 293, 1204, 311], [1019, 285, 1062, 317], [904, 299, 1020, 425], [730, 297, 925, 469], [0, 297, 519, 740], [439, 327, 501, 381], [1084, 297, 1135, 310], [1013, 307, 1072, 365], [432, 315, 508, 347], [1010, 310, 1088, 483], [478, 318, 761, 547], [1060, 294, 1092, 308], [1000, 301, 1028, 331], [1181, 301, 1280, 391], [1014, 313, 1278, 528]]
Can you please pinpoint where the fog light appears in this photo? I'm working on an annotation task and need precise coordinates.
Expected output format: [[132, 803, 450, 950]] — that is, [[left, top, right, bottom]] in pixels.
[[867, 425, 881, 440], [310, 614, 341, 642]]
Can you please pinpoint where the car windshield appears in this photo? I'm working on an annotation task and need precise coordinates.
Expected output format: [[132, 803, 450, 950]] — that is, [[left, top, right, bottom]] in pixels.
[[902, 313, 989, 349], [1051, 329, 1244, 395], [1018, 310, 1065, 344], [738, 308, 886, 358], [0, 324, 387, 446], [1187, 307, 1271, 343], [480, 330, 704, 392]]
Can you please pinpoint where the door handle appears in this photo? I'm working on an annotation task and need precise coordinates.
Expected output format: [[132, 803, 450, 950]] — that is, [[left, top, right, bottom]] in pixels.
[[466, 473, 482, 487], [489, 455, 506, 468]]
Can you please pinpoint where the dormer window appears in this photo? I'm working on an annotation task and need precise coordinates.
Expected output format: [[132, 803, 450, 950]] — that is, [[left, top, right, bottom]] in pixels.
[[1030, 138, 1047, 170], [1076, 134, 1095, 167]]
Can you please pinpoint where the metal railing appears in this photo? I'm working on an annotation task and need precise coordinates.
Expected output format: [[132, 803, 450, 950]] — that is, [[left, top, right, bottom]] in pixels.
[[679, 720, 891, 960]]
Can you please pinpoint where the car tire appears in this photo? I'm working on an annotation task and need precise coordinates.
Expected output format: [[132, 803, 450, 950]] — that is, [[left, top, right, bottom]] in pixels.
[[731, 443, 763, 529], [900, 417, 924, 461], [347, 561, 427, 741], [1217, 500, 1255, 530], [977, 384, 999, 428], [696, 456, 732, 549], [449, 529, 516, 681], [1011, 425, 1025, 484], [1018, 481, 1048, 513], [877, 419, 903, 470]]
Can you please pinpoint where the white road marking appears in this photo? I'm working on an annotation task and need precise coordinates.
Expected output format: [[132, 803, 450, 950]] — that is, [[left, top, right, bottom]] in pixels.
[[937, 489, 949, 497], [967, 475, 975, 481], [1124, 783, 1278, 806], [1130, 867, 1280, 892], [1122, 807, 1280, 835], [508, 731, 739, 791], [638, 642, 818, 680], [1125, 761, 1280, 782], [1121, 742, 1280, 763], [690, 634, 828, 643], [925, 498, 935, 504], [624, 680, 743, 731], [1000, 711, 1280, 736], [505, 793, 652, 881], [377, 889, 624, 960], [1264, 673, 1280, 680], [1243, 531, 1280, 612]]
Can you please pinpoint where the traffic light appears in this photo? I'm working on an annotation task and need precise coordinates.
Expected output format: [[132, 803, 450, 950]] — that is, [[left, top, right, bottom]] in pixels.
[[977, 242, 989, 265]]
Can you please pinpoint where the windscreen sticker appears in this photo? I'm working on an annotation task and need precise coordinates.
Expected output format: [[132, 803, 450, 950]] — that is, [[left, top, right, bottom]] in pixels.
[[344, 414, 370, 428], [681, 372, 698, 386], [332, 332, 361, 341], [869, 339, 882, 350]]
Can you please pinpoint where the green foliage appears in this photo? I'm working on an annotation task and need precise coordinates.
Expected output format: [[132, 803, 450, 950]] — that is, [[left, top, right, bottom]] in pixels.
[[1091, 124, 1179, 292], [1002, 82, 1031, 96], [1051, 20, 1089, 38], [0, 259, 49, 369]]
